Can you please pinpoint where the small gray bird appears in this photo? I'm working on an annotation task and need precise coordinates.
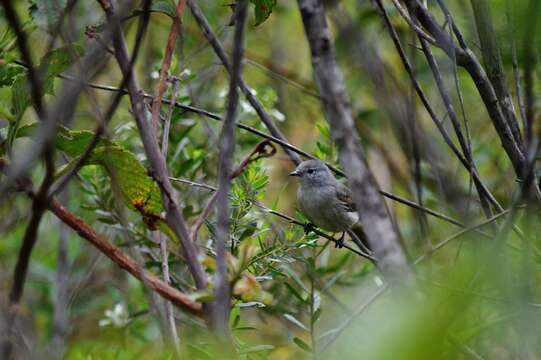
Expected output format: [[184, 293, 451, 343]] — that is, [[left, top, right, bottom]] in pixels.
[[289, 159, 370, 252]]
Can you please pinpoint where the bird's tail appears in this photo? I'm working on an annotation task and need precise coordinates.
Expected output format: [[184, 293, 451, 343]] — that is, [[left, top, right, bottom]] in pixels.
[[347, 223, 372, 256]]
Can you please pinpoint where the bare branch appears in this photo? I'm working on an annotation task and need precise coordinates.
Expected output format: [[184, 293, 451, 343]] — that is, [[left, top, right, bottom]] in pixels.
[[399, 0, 527, 178], [186, 0, 302, 165], [297, 0, 414, 280], [212, 0, 247, 339], [470, 0, 522, 146], [150, 0, 186, 130], [48, 198, 202, 314]]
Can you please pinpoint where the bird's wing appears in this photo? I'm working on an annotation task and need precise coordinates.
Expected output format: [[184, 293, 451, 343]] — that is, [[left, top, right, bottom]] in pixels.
[[336, 184, 357, 213]]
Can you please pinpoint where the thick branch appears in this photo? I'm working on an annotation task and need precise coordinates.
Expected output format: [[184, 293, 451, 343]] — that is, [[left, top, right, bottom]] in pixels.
[[297, 0, 413, 280], [470, 0, 522, 147]]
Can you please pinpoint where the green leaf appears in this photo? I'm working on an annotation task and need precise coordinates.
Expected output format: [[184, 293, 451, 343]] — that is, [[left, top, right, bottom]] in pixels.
[[15, 124, 165, 230], [250, 0, 277, 26], [284, 282, 307, 304], [293, 337, 312, 352], [150, 0, 176, 17], [41, 44, 84, 94], [6, 44, 83, 150], [312, 308, 322, 325], [187, 290, 214, 303], [284, 313, 308, 331], [239, 344, 275, 354], [29, 0, 68, 32], [0, 64, 24, 88]]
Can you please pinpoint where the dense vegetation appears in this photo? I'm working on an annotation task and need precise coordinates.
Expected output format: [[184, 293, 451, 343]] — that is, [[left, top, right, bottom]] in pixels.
[[1, 0, 541, 359]]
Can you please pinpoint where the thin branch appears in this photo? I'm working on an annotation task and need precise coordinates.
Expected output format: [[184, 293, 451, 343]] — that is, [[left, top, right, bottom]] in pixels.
[[390, 0, 436, 45], [419, 39, 494, 217], [212, 0, 247, 339], [0, 1, 55, 356], [161, 78, 180, 157], [399, 0, 527, 179], [159, 77, 182, 351], [150, 0, 186, 130], [186, 0, 302, 165], [373, 0, 503, 217], [414, 209, 511, 264], [470, 0, 522, 147]]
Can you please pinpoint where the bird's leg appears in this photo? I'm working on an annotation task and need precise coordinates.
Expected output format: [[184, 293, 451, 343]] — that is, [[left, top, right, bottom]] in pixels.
[[303, 222, 315, 235], [334, 232, 345, 248]]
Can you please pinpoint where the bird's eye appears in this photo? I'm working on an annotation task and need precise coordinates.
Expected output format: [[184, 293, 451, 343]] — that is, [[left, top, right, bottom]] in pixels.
[[307, 169, 315, 174]]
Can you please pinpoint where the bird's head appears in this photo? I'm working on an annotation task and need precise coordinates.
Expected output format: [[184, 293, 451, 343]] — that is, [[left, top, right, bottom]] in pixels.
[[289, 159, 336, 187]]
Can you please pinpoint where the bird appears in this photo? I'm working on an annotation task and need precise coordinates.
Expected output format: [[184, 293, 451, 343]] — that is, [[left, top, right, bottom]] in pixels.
[[289, 159, 371, 253]]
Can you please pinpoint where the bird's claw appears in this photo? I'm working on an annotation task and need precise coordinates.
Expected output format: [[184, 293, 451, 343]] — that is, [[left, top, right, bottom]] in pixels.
[[303, 222, 315, 234], [334, 232, 346, 248]]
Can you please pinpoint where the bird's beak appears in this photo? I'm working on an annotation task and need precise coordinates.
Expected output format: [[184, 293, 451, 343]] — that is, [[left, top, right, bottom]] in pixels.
[[289, 170, 300, 177]]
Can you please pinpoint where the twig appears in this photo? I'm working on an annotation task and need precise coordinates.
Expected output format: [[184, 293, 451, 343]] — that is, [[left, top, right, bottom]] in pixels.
[[390, 0, 436, 45], [157, 18, 184, 349], [320, 284, 388, 353], [506, 0, 527, 132], [414, 209, 511, 264], [419, 39, 494, 217], [373, 0, 505, 218], [470, 0, 522, 148], [161, 78, 180, 157], [190, 140, 276, 243], [150, 0, 186, 130], [49, 189, 70, 359], [187, 0, 303, 165], [397, 0, 527, 180]]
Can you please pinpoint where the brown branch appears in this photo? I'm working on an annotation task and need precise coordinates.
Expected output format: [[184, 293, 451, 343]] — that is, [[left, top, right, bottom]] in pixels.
[[150, 0, 186, 130], [297, 0, 414, 280], [48, 198, 202, 314]]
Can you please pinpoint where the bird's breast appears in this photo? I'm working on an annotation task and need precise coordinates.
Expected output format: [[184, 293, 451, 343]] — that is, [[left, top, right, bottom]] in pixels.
[[298, 186, 357, 233]]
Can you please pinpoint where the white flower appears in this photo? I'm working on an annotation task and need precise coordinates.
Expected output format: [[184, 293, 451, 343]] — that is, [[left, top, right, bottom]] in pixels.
[[99, 303, 129, 327]]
